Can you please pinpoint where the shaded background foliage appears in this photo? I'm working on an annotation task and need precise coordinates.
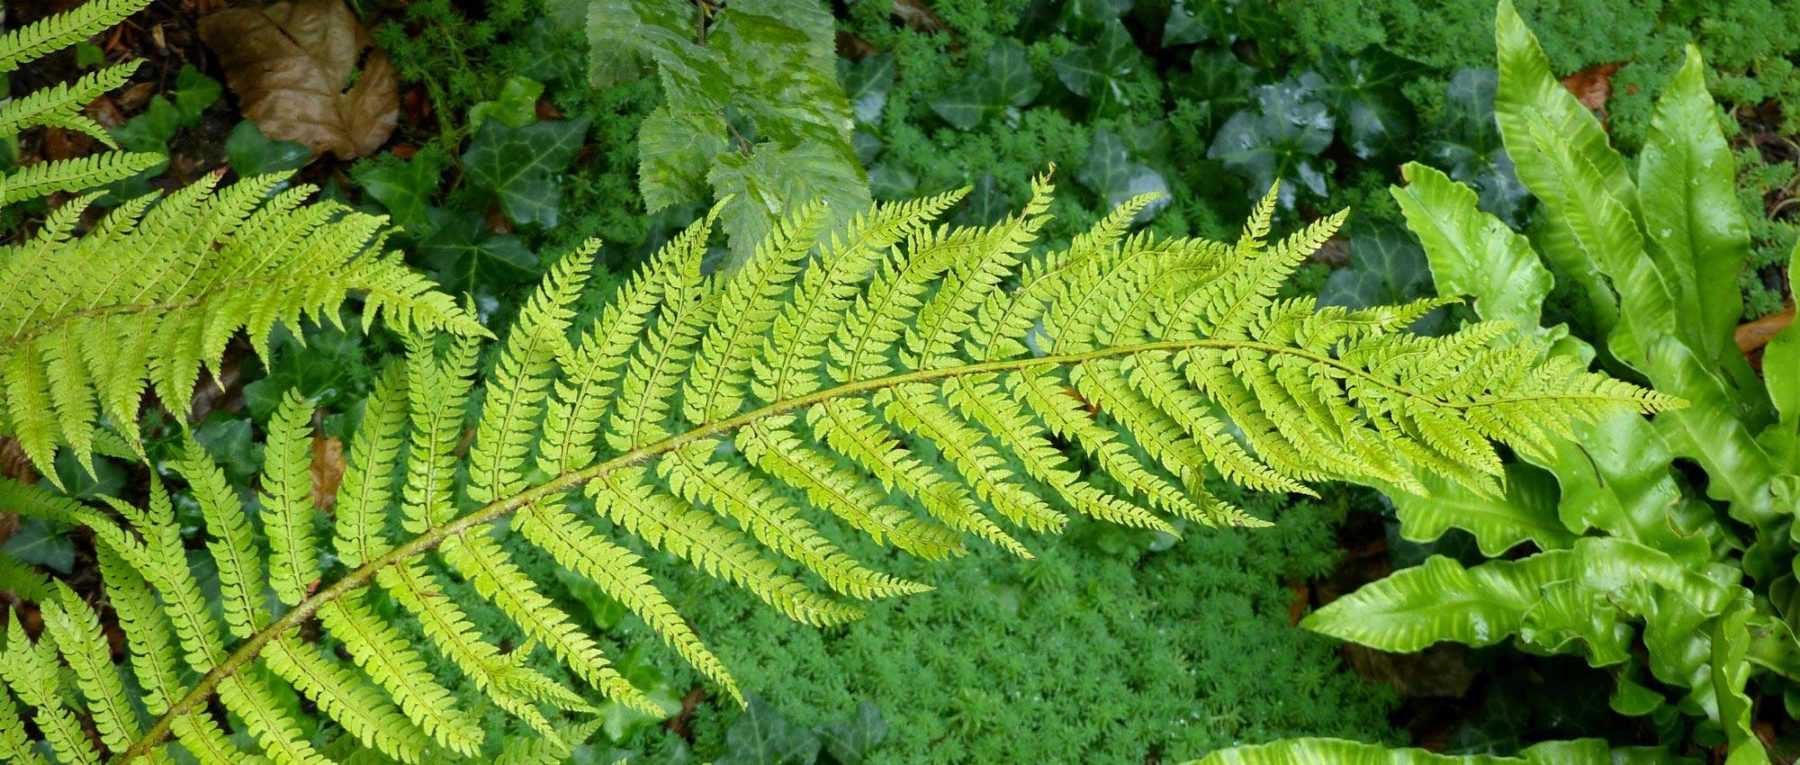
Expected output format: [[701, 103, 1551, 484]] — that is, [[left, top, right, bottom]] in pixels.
[[0, 0, 1796, 761]]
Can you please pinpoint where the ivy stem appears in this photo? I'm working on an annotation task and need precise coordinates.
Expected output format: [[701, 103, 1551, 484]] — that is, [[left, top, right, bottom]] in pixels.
[[116, 337, 1634, 761]]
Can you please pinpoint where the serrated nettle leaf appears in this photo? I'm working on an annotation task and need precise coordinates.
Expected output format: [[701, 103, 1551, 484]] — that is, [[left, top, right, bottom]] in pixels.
[[639, 108, 731, 212], [930, 41, 1041, 130], [1208, 74, 1334, 207], [1077, 128, 1169, 220], [708, 140, 871, 269], [226, 120, 312, 178], [1053, 20, 1148, 113], [461, 117, 590, 228], [468, 75, 545, 131], [840, 54, 895, 125], [354, 150, 446, 235]]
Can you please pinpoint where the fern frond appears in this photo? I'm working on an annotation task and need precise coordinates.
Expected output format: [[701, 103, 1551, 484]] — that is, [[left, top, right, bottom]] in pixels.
[[0, 174, 480, 481], [0, 0, 150, 74], [0, 61, 141, 144], [0, 151, 163, 204], [1, 180, 1670, 763]]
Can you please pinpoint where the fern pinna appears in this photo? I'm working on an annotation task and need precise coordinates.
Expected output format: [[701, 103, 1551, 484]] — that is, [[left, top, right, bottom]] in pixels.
[[2, 173, 1671, 763]]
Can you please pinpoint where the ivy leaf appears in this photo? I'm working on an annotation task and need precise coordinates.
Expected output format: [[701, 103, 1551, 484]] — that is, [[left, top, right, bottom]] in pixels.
[[469, 75, 544, 131], [1053, 20, 1148, 113], [1161, 0, 1212, 47], [1, 518, 74, 574], [173, 64, 223, 123], [226, 120, 312, 177], [1077, 128, 1169, 220], [1318, 223, 1440, 333], [840, 54, 895, 125], [868, 163, 917, 199], [461, 117, 590, 229], [110, 96, 184, 153], [639, 108, 729, 212], [716, 696, 820, 765], [243, 322, 376, 420], [353, 150, 446, 235], [953, 173, 1009, 226], [1314, 51, 1415, 159], [708, 141, 870, 268], [1058, 0, 1132, 30], [820, 701, 886, 764], [1423, 69, 1531, 227], [930, 41, 1041, 130], [1208, 74, 1334, 207], [418, 215, 541, 296]]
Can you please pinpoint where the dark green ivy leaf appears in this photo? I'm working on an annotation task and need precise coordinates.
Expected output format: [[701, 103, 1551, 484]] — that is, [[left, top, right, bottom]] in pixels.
[[1077, 128, 1170, 220], [840, 54, 895, 125], [930, 41, 1041, 130], [461, 117, 591, 228], [353, 150, 447, 235], [1314, 51, 1416, 159], [226, 120, 312, 178], [1207, 74, 1334, 208], [173, 64, 223, 124], [111, 96, 184, 153], [1424, 68, 1532, 227], [820, 701, 887, 764], [1053, 20, 1148, 115], [1161, 0, 1212, 47], [868, 163, 918, 199], [1319, 223, 1444, 333], [716, 697, 820, 765], [1, 518, 74, 574]]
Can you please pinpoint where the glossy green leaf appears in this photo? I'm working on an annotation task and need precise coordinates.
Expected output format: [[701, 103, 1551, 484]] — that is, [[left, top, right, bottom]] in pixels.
[[461, 117, 590, 228], [354, 150, 446, 235], [1647, 336, 1783, 526], [841, 54, 894, 126], [1076, 128, 1169, 218], [1393, 162, 1550, 331], [418, 215, 541, 295], [1763, 243, 1799, 468], [1315, 52, 1414, 159], [1423, 68, 1530, 227], [715, 696, 820, 765], [1712, 594, 1771, 765], [1208, 74, 1333, 208], [1492, 0, 1631, 342], [820, 701, 886, 765], [1390, 463, 1573, 557], [1638, 46, 1751, 368], [1303, 551, 1573, 653]]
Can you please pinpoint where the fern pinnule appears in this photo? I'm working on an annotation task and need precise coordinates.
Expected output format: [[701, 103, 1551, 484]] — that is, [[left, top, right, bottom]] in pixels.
[[0, 177, 1677, 763]]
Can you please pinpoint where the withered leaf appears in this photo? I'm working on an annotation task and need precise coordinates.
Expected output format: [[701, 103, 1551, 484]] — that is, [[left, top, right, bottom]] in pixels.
[[199, 0, 398, 160], [311, 435, 345, 510]]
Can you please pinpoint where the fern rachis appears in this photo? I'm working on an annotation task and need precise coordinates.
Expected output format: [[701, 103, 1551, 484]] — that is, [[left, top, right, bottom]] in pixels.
[[0, 173, 1674, 763]]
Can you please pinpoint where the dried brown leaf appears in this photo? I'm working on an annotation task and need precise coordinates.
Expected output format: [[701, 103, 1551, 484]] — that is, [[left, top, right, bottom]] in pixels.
[[311, 435, 345, 510], [199, 0, 398, 159], [1561, 62, 1621, 120], [1737, 305, 1794, 368]]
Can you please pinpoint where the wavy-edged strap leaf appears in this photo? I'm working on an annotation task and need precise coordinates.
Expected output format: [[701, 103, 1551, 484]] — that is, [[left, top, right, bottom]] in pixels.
[[1646, 336, 1783, 526], [1190, 737, 1673, 765], [1392, 162, 1553, 331], [1388, 464, 1575, 556], [1639, 45, 1753, 369], [1303, 551, 1574, 653], [1765, 242, 1800, 469], [1491, 0, 1632, 339], [1712, 593, 1771, 765], [263, 390, 321, 606]]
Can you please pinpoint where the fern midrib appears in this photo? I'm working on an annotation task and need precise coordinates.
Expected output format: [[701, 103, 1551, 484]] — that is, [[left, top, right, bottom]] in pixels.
[[115, 336, 1633, 762]]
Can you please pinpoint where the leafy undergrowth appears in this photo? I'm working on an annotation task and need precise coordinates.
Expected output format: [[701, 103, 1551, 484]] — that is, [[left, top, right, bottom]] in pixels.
[[578, 490, 1398, 763]]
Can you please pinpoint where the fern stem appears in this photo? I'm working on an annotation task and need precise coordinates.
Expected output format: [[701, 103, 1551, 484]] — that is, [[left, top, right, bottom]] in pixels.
[[115, 337, 1642, 762]]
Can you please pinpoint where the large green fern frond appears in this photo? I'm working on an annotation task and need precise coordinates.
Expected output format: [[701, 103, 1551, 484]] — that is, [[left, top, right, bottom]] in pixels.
[[1, 178, 1671, 763], [0, 172, 484, 483]]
